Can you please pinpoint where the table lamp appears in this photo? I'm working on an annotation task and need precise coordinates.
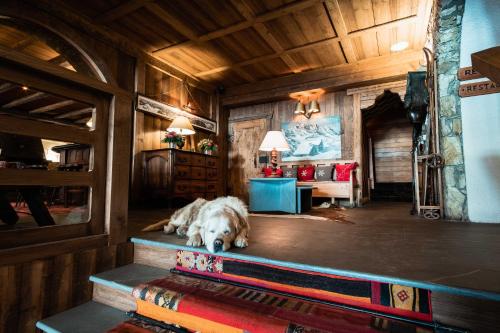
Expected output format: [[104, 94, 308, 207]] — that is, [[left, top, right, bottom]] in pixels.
[[167, 116, 195, 135], [259, 130, 290, 177], [167, 116, 195, 150]]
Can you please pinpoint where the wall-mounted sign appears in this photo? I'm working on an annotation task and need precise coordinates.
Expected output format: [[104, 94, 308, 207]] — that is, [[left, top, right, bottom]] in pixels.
[[136, 94, 216, 133], [459, 80, 500, 97], [458, 66, 483, 81]]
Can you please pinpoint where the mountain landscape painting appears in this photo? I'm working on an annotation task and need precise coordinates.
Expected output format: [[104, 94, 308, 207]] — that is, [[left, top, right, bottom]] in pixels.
[[281, 116, 342, 162]]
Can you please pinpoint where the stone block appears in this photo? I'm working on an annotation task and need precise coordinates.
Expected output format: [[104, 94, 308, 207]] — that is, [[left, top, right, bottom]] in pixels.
[[452, 118, 462, 135], [444, 186, 466, 220], [439, 95, 457, 117], [442, 135, 464, 165]]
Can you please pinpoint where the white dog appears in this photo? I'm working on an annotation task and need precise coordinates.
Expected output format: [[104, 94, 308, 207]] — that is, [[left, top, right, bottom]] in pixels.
[[162, 196, 249, 253]]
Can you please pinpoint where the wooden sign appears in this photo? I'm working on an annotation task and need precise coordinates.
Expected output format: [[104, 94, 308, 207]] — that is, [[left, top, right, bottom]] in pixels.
[[459, 80, 500, 97], [136, 94, 217, 133], [458, 66, 483, 81]]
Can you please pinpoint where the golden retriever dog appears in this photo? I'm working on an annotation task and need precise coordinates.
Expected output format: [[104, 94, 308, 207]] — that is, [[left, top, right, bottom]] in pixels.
[[162, 196, 249, 253]]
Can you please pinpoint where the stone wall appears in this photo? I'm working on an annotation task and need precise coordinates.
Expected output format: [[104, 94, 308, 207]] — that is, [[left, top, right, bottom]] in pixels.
[[435, 0, 467, 220]]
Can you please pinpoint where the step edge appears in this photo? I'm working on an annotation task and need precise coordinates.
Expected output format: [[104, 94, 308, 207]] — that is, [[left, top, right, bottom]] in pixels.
[[36, 321, 62, 333], [89, 275, 133, 293], [131, 236, 500, 302]]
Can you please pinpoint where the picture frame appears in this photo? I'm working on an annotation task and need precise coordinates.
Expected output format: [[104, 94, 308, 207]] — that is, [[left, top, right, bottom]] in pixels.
[[136, 94, 217, 133]]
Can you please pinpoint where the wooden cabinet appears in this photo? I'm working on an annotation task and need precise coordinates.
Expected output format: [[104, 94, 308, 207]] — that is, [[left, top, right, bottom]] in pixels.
[[143, 148, 218, 205]]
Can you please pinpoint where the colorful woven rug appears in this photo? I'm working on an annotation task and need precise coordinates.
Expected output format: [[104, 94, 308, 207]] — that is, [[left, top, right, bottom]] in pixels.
[[132, 273, 433, 333], [174, 250, 432, 322]]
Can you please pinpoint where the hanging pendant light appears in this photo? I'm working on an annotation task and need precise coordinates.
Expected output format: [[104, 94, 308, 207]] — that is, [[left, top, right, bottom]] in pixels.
[[308, 100, 320, 113]]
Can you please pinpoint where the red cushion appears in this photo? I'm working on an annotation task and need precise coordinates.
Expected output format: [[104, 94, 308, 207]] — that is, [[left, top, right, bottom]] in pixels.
[[335, 163, 358, 181], [297, 165, 315, 181], [263, 167, 283, 177]]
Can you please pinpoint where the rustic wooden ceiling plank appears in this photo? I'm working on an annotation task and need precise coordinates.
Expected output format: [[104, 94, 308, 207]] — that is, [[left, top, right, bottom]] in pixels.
[[32, 0, 214, 92], [2, 91, 46, 108], [12, 36, 38, 50], [195, 13, 418, 78], [144, 2, 200, 41], [415, 0, 433, 47], [325, 0, 357, 63], [153, 0, 325, 55], [95, 0, 152, 23], [29, 100, 75, 114], [0, 83, 14, 94], [55, 107, 94, 119]]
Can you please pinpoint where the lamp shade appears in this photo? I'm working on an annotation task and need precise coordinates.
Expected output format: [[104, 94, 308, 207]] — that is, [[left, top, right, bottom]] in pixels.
[[259, 131, 290, 152], [293, 101, 306, 114], [167, 116, 195, 135], [308, 100, 320, 113]]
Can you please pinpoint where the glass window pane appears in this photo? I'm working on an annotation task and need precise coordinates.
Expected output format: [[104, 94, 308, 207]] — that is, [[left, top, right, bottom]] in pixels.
[[0, 185, 90, 230]]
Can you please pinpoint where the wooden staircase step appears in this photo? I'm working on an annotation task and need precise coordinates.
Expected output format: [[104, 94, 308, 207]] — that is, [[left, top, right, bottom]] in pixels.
[[90, 263, 170, 311], [36, 301, 126, 333]]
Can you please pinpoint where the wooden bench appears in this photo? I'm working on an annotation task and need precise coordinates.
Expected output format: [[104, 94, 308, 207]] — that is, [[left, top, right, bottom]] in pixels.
[[297, 169, 357, 206]]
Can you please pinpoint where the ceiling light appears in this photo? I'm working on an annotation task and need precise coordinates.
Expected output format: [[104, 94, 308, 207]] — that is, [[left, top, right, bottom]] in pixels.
[[21, 85, 29, 91], [391, 41, 409, 52]]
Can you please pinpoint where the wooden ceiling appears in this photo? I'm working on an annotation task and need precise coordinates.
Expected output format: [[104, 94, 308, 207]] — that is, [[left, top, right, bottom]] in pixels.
[[0, 79, 94, 128], [60, 0, 432, 89]]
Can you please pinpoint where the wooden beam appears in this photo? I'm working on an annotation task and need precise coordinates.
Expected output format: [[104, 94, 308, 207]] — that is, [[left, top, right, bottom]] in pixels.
[[55, 107, 94, 119], [231, 0, 300, 73], [223, 50, 421, 106], [29, 100, 75, 114], [0, 169, 92, 186], [48, 54, 66, 65], [0, 83, 13, 93], [2, 91, 46, 108], [0, 113, 93, 144], [153, 0, 324, 55], [324, 0, 357, 63], [472, 46, 500, 85], [195, 14, 418, 78], [12, 36, 38, 50], [144, 2, 199, 41], [96, 0, 152, 23]]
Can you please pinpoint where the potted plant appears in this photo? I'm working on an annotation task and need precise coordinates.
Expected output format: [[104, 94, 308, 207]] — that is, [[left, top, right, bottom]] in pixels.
[[197, 138, 217, 155], [162, 131, 183, 149]]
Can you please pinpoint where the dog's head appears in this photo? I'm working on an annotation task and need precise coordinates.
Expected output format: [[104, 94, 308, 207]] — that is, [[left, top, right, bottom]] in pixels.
[[201, 207, 241, 253]]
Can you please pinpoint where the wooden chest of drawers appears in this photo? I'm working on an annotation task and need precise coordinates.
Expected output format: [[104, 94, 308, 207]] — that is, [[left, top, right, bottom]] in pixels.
[[142, 148, 218, 206]]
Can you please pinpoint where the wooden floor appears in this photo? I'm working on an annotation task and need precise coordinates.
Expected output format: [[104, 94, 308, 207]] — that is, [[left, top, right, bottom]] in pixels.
[[129, 202, 500, 301]]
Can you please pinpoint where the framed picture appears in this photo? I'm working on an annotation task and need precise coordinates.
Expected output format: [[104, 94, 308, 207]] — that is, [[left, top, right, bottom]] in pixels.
[[281, 116, 342, 162], [136, 94, 217, 133]]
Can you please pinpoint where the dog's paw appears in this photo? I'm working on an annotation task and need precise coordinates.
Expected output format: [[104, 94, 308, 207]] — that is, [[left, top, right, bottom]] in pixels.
[[176, 225, 188, 237], [163, 224, 175, 234], [186, 234, 202, 247], [234, 236, 248, 248]]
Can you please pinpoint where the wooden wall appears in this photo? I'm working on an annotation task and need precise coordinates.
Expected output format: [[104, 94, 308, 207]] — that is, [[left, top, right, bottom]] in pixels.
[[131, 64, 222, 204], [229, 90, 356, 165], [0, 243, 133, 333]]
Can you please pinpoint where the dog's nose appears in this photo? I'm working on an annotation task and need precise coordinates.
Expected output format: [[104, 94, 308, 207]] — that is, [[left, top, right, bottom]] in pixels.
[[213, 239, 223, 252]]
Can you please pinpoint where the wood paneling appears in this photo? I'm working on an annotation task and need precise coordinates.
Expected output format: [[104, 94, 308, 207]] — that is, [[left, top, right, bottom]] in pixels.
[[370, 119, 413, 183], [229, 91, 355, 179], [0, 242, 133, 333]]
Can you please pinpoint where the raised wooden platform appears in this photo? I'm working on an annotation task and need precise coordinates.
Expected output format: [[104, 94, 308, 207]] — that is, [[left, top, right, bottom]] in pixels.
[[132, 215, 500, 301]]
